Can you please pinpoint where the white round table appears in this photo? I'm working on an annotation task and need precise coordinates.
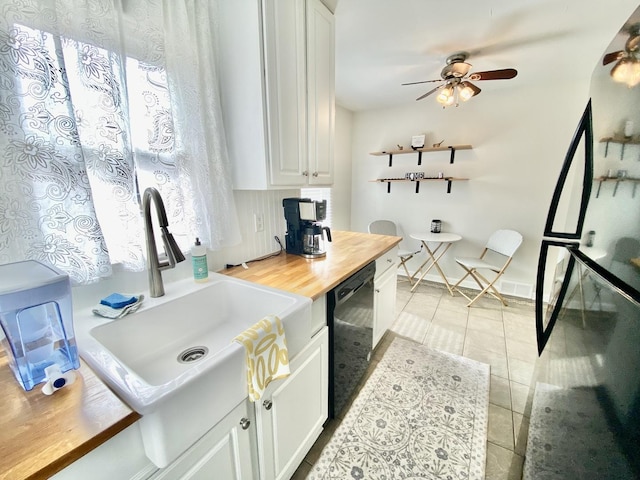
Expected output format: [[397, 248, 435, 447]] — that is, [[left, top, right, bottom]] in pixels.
[[409, 232, 462, 294]]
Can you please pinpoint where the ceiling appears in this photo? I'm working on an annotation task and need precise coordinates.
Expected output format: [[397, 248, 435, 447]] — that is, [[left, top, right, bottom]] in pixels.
[[333, 0, 640, 111]]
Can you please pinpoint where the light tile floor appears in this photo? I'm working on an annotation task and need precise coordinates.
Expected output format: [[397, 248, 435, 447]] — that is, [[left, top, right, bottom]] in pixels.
[[293, 278, 537, 480]]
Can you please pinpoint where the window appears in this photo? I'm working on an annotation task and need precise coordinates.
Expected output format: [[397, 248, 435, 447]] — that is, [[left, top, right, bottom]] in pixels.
[[0, 1, 239, 284]]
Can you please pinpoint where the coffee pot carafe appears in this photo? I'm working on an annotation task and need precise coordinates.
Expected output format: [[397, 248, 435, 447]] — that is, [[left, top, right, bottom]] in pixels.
[[303, 224, 332, 258]]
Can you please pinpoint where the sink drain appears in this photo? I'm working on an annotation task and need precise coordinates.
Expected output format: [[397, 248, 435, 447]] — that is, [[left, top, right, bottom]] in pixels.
[[177, 346, 209, 364]]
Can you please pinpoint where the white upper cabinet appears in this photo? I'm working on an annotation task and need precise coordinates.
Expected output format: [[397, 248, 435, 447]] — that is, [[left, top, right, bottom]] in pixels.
[[218, 0, 335, 189], [306, 0, 335, 185]]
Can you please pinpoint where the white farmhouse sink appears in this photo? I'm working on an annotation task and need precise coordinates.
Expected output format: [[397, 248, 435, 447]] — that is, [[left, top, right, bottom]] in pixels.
[[75, 273, 312, 467]]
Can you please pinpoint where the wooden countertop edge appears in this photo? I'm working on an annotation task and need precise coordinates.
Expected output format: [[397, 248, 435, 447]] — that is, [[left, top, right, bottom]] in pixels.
[[304, 238, 401, 297]]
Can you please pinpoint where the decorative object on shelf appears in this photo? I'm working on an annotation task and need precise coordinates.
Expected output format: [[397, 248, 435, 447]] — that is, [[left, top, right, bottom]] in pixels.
[[437, 171, 444, 178], [603, 23, 640, 87], [430, 219, 442, 233], [618, 169, 628, 178], [397, 144, 404, 150], [432, 139, 444, 147], [411, 135, 425, 150], [586, 230, 595, 247], [401, 52, 517, 107], [625, 119, 634, 138], [405, 172, 424, 181]]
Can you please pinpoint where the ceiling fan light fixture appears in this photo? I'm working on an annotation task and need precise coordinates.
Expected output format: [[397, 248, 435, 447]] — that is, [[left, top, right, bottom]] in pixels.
[[610, 57, 640, 87], [436, 85, 454, 105], [458, 82, 475, 101], [611, 58, 631, 81]]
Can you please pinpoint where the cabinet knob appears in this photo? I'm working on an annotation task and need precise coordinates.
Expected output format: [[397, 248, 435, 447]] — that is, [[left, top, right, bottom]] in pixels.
[[302, 170, 309, 176], [312, 171, 319, 177], [263, 399, 273, 410], [239, 417, 251, 430], [375, 289, 380, 293]]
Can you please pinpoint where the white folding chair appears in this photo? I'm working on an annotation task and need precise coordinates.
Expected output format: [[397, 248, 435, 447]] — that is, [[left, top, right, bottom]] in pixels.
[[368, 220, 422, 284], [611, 237, 640, 266], [453, 229, 523, 307]]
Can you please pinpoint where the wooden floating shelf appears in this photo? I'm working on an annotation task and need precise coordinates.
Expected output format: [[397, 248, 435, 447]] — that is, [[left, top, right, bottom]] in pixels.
[[370, 144, 472, 156], [599, 137, 640, 160], [370, 177, 469, 194], [370, 144, 472, 166], [593, 175, 640, 198], [599, 137, 640, 145]]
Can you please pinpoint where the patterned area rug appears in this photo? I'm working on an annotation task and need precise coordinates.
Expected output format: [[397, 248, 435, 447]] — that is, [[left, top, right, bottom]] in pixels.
[[307, 337, 490, 480]]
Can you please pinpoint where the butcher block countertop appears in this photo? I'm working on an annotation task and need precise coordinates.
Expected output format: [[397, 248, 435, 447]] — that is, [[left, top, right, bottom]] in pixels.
[[0, 230, 398, 479], [0, 354, 139, 480], [222, 230, 402, 299]]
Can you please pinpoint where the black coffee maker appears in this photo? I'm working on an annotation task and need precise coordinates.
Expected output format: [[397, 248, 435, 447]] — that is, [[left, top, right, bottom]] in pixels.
[[283, 198, 332, 258]]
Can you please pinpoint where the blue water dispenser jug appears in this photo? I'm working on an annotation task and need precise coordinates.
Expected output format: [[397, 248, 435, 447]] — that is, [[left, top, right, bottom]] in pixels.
[[0, 260, 80, 392]]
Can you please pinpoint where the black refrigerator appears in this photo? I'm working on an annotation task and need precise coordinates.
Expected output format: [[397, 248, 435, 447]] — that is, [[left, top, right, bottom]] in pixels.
[[526, 72, 640, 478]]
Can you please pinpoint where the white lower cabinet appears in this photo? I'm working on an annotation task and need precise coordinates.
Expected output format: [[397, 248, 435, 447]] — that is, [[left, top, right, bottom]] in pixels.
[[150, 399, 257, 480], [154, 326, 329, 480], [373, 262, 398, 348], [55, 327, 329, 480], [255, 326, 329, 480]]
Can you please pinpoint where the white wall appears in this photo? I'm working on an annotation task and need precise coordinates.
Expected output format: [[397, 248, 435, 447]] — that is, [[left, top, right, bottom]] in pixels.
[[330, 105, 353, 230], [348, 81, 592, 298], [213, 189, 298, 269]]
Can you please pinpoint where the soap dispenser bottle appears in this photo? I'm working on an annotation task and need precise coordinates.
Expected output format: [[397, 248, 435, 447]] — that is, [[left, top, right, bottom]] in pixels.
[[191, 237, 209, 282]]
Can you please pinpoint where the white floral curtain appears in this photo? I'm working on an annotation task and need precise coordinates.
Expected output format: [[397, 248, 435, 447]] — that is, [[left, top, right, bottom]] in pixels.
[[0, 0, 240, 284]]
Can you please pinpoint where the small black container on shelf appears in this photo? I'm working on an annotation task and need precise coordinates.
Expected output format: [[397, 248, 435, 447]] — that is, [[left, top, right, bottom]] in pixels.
[[431, 219, 442, 233]]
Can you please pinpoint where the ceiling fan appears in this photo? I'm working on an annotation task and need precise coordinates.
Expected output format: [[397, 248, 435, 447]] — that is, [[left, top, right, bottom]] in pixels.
[[402, 52, 518, 106], [603, 23, 640, 87]]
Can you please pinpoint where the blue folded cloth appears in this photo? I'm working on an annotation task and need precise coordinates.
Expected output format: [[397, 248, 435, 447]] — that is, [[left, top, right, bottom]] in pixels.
[[100, 293, 138, 309], [93, 294, 144, 319]]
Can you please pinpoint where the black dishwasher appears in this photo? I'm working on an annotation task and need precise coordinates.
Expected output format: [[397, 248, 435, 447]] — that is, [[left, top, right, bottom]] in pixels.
[[327, 261, 376, 418]]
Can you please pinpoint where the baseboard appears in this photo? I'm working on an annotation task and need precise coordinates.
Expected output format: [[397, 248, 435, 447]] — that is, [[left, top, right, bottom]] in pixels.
[[396, 272, 535, 302]]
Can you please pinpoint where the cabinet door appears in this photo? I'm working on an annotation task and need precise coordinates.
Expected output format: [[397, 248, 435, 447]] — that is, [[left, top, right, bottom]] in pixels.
[[218, 0, 270, 190], [151, 400, 256, 480], [256, 327, 329, 480], [263, 0, 307, 186], [306, 0, 335, 185], [373, 265, 398, 348]]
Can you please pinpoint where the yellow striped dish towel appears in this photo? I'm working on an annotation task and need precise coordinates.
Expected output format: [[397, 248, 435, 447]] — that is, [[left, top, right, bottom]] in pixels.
[[233, 314, 290, 402]]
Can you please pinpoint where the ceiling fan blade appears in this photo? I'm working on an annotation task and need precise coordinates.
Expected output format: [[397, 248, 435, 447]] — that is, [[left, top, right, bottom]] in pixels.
[[416, 84, 443, 101], [402, 78, 443, 86], [603, 50, 624, 65], [468, 68, 518, 81]]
